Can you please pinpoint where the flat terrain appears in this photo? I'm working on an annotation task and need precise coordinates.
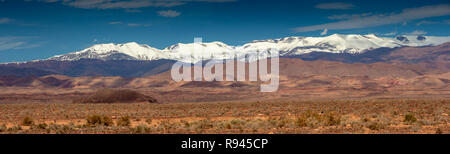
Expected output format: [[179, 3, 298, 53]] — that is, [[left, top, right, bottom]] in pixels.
[[0, 99, 448, 134]]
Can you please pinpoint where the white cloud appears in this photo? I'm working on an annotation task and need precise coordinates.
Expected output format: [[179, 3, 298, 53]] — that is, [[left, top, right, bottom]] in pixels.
[[406, 30, 427, 35], [0, 37, 41, 51], [416, 20, 440, 26], [402, 21, 408, 26], [124, 9, 142, 13], [128, 23, 151, 27], [320, 28, 328, 35], [381, 32, 397, 36], [0, 18, 11, 24], [27, 0, 236, 9], [109, 21, 122, 25], [158, 10, 180, 17], [328, 13, 372, 20], [315, 2, 354, 10], [294, 4, 450, 32], [109, 21, 150, 27]]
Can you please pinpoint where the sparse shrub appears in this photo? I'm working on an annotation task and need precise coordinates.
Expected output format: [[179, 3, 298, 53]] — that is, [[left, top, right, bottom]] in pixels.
[[145, 118, 152, 124], [295, 116, 307, 127], [39, 123, 48, 129], [21, 116, 34, 126], [86, 115, 114, 126], [180, 120, 190, 128], [277, 116, 290, 128], [367, 122, 384, 130], [117, 116, 131, 126], [224, 122, 232, 129], [7, 125, 22, 132], [0, 124, 6, 132], [195, 119, 214, 129], [323, 113, 341, 126], [48, 124, 73, 134], [267, 116, 291, 128], [130, 125, 151, 134], [32, 123, 48, 130], [296, 111, 341, 127], [362, 118, 370, 122], [404, 113, 417, 124], [436, 128, 443, 134]]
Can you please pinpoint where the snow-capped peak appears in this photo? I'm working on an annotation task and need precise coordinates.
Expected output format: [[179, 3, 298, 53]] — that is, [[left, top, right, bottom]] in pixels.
[[51, 42, 164, 61], [49, 34, 450, 63]]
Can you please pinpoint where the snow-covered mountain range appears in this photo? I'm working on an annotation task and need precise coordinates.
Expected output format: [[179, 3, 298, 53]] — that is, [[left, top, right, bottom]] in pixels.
[[49, 34, 450, 63]]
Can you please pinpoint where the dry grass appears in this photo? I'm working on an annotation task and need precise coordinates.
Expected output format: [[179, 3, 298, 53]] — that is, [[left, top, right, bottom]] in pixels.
[[116, 116, 131, 126], [86, 115, 114, 126], [0, 99, 448, 134]]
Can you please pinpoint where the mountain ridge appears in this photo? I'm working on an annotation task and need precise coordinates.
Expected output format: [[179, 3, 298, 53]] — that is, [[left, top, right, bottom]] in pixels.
[[46, 34, 450, 63], [1, 42, 449, 77]]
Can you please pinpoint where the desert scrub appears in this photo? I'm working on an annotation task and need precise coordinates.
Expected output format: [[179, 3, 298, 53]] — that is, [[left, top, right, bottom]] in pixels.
[[435, 128, 443, 134], [268, 116, 292, 128], [145, 118, 152, 124], [295, 116, 308, 127], [194, 119, 214, 130], [116, 116, 131, 126], [130, 125, 151, 134], [0, 124, 6, 132], [31, 123, 48, 130], [21, 116, 34, 126], [366, 122, 384, 130], [297, 111, 341, 127], [404, 113, 417, 124], [7, 125, 22, 132], [48, 124, 73, 134], [230, 118, 248, 129], [86, 115, 114, 126], [323, 112, 341, 126]]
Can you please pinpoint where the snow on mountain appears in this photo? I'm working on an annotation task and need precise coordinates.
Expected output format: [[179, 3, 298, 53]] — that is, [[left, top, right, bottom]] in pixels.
[[160, 41, 237, 62], [50, 42, 166, 61], [49, 34, 450, 63]]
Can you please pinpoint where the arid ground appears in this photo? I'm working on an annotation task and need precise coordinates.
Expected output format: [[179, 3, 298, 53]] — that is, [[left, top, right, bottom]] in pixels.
[[0, 99, 448, 134], [1, 56, 450, 134]]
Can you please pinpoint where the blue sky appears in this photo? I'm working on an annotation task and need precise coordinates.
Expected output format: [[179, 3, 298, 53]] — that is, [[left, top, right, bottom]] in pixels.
[[0, 0, 449, 63]]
